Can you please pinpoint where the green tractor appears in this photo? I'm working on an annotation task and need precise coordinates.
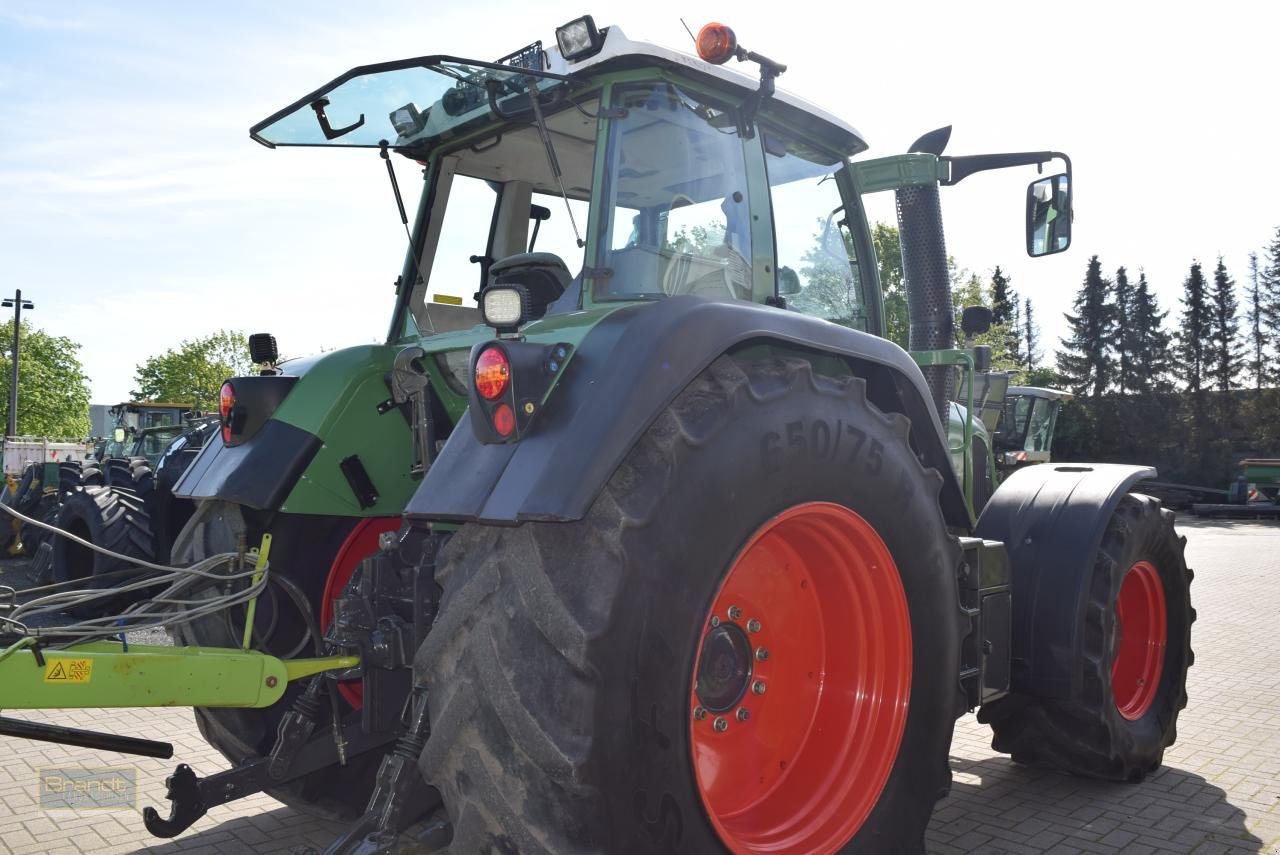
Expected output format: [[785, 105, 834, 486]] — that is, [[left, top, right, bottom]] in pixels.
[[0, 18, 1193, 854]]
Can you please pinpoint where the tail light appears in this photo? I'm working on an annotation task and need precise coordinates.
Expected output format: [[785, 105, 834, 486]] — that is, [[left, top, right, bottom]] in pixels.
[[474, 346, 511, 400], [468, 341, 573, 443], [219, 382, 236, 444]]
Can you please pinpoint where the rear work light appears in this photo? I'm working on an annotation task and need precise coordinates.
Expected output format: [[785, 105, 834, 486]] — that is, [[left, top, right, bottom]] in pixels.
[[219, 382, 236, 444], [474, 346, 511, 400]]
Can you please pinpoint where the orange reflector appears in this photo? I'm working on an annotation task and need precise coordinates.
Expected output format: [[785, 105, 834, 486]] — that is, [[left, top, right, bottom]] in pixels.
[[219, 382, 235, 444], [492, 402, 516, 437], [475, 346, 510, 401], [696, 22, 738, 65]]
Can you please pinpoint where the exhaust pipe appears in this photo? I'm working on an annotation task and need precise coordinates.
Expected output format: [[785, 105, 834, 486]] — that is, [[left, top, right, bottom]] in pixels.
[[896, 126, 956, 424]]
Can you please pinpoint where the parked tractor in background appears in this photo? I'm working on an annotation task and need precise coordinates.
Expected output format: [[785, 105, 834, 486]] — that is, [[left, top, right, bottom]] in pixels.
[[0, 18, 1193, 855]]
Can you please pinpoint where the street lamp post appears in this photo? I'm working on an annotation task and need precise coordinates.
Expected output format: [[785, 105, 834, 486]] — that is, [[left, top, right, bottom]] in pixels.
[[2, 290, 35, 438]]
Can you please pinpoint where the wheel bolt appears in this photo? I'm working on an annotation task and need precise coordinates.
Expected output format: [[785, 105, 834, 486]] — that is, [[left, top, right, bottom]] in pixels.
[[713, 717, 729, 733], [747, 618, 762, 633], [752, 680, 767, 695], [709, 615, 720, 628], [728, 605, 743, 621], [755, 646, 769, 662], [736, 707, 750, 722], [693, 706, 707, 721]]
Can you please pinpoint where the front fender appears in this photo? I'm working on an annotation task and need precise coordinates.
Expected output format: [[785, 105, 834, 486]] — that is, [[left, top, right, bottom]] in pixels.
[[974, 462, 1157, 700], [406, 297, 970, 528]]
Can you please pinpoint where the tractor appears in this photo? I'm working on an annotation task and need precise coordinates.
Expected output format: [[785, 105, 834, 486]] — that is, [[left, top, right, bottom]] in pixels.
[[0, 18, 1193, 855]]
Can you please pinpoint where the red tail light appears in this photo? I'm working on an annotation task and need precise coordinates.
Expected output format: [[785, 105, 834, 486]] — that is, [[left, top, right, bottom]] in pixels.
[[491, 402, 516, 437], [475, 346, 510, 400], [219, 382, 236, 444]]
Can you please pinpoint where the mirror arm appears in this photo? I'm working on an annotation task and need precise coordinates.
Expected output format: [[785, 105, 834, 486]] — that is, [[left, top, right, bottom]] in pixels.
[[942, 151, 1071, 186]]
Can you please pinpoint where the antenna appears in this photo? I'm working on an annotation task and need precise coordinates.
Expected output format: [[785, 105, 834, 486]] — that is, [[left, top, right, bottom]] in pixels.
[[679, 18, 697, 45]]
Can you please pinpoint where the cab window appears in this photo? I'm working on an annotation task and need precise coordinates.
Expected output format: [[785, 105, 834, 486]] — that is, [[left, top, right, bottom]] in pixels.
[[596, 84, 753, 302], [764, 133, 866, 330]]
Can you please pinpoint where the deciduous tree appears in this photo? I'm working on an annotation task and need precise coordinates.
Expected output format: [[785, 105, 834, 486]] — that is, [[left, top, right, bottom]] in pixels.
[[0, 321, 91, 438], [132, 330, 251, 414]]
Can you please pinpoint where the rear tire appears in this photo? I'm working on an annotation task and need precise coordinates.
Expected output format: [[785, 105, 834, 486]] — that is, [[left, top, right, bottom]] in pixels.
[[416, 356, 965, 854], [51, 485, 156, 615], [978, 493, 1194, 781]]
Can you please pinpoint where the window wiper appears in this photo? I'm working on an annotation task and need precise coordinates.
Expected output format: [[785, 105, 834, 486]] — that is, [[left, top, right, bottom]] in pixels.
[[525, 87, 583, 249]]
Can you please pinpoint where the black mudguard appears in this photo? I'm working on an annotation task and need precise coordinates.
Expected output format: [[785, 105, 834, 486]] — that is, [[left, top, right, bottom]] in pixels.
[[406, 296, 970, 529], [171, 418, 321, 511], [974, 462, 1156, 700]]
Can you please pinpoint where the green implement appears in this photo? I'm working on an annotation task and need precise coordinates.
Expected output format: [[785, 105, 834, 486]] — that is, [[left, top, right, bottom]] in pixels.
[[0, 641, 357, 709]]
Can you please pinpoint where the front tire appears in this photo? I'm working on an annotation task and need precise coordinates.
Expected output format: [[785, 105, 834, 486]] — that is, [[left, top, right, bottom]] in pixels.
[[416, 356, 965, 854], [978, 493, 1194, 781]]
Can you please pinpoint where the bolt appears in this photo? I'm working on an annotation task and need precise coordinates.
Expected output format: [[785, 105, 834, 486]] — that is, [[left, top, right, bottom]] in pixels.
[[693, 706, 707, 721], [747, 618, 762, 633], [755, 646, 770, 662], [752, 680, 767, 695], [713, 717, 728, 733], [736, 707, 750, 722], [728, 605, 743, 621], [265, 676, 278, 688], [378, 531, 398, 552], [709, 615, 720, 628]]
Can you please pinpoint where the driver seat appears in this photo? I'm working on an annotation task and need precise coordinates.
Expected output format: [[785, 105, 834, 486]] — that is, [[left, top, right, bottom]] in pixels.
[[488, 252, 570, 319]]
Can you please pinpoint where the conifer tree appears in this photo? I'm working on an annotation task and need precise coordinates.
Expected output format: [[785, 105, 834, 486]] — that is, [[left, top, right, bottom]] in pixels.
[[1129, 270, 1173, 393], [1205, 256, 1243, 395], [1259, 227, 1280, 384], [990, 266, 1022, 360], [1057, 255, 1115, 397], [1245, 252, 1266, 389], [1176, 261, 1210, 392], [1023, 298, 1041, 369], [1114, 266, 1134, 394]]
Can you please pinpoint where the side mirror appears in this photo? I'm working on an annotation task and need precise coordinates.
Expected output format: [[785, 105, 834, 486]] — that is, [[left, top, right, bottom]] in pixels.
[[112, 427, 126, 443], [1026, 173, 1072, 256], [961, 305, 993, 338], [777, 266, 802, 296]]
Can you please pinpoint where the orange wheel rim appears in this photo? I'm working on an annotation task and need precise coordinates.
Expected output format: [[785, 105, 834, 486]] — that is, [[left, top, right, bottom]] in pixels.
[[689, 502, 912, 854], [1111, 560, 1167, 721]]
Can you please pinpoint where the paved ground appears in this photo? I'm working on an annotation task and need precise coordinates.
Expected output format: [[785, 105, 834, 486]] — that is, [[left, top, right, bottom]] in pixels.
[[0, 516, 1276, 854]]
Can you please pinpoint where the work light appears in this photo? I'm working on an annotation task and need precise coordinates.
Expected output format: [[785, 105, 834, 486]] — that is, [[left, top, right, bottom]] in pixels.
[[556, 16, 603, 61], [481, 285, 531, 332]]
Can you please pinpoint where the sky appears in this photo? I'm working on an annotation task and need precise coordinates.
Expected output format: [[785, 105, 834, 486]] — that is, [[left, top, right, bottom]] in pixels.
[[2, 1, 1277, 402]]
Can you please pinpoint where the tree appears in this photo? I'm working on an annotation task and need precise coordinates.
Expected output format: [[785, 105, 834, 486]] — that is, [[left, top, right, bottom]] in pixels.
[[1175, 261, 1210, 394], [1056, 255, 1115, 397], [1113, 266, 1134, 394], [1258, 228, 1280, 384], [1245, 252, 1266, 389], [1205, 257, 1243, 394], [950, 272, 1019, 369], [132, 331, 251, 413], [990, 266, 1022, 363], [872, 223, 908, 349], [1129, 270, 1174, 393], [1023, 298, 1041, 369], [0, 321, 91, 438]]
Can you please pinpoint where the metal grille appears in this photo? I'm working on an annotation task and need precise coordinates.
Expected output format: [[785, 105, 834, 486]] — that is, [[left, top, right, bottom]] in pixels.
[[895, 183, 955, 423]]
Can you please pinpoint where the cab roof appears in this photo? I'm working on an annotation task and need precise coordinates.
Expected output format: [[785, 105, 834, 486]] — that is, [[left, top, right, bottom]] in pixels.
[[555, 26, 868, 157]]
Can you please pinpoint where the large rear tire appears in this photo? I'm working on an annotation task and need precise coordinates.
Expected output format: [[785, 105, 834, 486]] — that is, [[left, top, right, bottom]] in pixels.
[[415, 356, 965, 854], [170, 500, 385, 819], [978, 493, 1194, 781]]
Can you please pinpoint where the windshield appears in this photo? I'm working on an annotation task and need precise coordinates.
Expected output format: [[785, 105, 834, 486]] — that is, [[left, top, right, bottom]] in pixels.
[[252, 54, 571, 150]]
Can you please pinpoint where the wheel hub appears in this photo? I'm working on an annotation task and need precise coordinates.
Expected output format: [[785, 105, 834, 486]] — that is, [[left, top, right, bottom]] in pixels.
[[695, 622, 753, 713]]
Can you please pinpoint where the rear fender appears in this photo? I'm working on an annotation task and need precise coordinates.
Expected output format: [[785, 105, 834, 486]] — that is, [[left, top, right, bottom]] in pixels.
[[974, 462, 1156, 699], [406, 296, 970, 529]]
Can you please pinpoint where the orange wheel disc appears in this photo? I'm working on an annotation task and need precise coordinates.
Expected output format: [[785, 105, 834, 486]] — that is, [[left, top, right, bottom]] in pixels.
[[689, 502, 912, 854], [1111, 560, 1167, 721]]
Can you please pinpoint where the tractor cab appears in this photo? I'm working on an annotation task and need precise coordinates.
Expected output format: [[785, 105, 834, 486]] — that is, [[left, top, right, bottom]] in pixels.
[[994, 385, 1073, 468], [251, 23, 875, 344]]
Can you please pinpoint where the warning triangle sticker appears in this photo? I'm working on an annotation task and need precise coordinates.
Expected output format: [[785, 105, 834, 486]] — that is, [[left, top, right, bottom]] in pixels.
[[47, 662, 68, 680]]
